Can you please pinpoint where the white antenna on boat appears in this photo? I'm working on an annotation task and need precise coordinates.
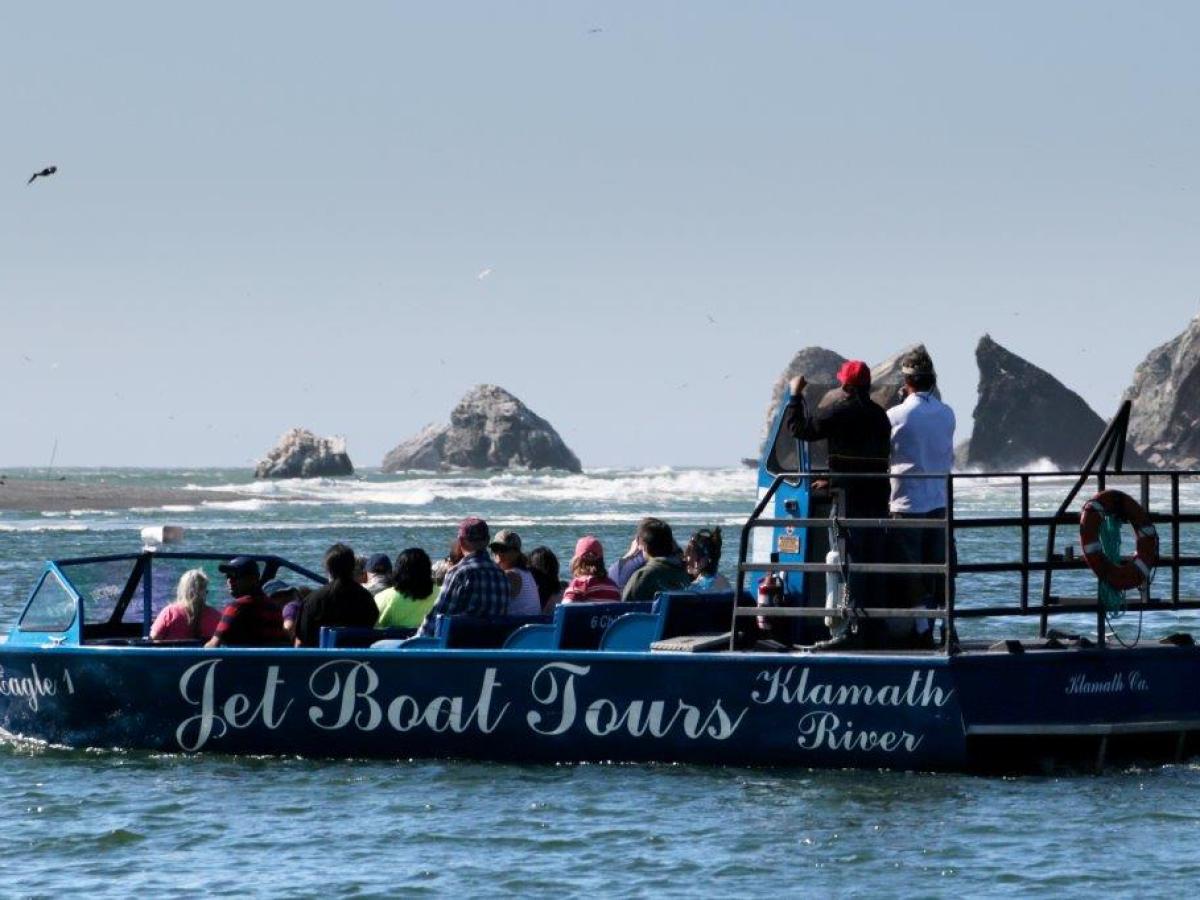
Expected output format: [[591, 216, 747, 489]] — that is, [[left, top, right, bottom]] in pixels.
[[45, 437, 58, 480]]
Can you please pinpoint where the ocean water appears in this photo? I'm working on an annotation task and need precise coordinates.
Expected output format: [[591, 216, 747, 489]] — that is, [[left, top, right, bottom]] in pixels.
[[2, 467, 1199, 898]]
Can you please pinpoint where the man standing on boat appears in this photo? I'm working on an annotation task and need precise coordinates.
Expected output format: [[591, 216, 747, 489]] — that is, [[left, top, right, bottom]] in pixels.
[[418, 517, 511, 636], [887, 348, 956, 647], [785, 361, 892, 632]]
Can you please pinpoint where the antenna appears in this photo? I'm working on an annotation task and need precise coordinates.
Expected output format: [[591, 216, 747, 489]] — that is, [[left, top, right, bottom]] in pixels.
[[45, 437, 58, 480]]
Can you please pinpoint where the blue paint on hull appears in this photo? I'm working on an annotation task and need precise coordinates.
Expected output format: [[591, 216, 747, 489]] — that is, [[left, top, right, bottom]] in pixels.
[[1, 643, 1195, 770]]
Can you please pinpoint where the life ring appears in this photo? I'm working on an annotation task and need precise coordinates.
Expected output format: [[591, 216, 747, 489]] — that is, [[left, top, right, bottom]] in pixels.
[[1078, 490, 1159, 591]]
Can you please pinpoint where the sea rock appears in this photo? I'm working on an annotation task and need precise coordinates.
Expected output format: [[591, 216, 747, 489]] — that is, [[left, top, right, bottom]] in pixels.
[[254, 428, 354, 479], [382, 385, 582, 473], [1124, 314, 1200, 468], [964, 335, 1127, 471], [868, 344, 941, 411], [759, 347, 848, 450]]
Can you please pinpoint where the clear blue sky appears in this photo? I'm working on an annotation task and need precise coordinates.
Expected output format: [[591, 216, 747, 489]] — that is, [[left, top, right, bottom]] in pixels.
[[2, 1, 1198, 468]]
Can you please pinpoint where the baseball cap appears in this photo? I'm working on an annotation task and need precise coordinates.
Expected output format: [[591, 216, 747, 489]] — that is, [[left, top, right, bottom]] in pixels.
[[836, 360, 871, 389], [366, 553, 392, 574], [488, 529, 522, 553], [218, 556, 260, 578], [457, 516, 489, 543], [573, 535, 604, 561]]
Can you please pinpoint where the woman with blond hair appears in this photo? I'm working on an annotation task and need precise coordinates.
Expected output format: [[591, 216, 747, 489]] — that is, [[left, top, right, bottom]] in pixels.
[[150, 568, 222, 641]]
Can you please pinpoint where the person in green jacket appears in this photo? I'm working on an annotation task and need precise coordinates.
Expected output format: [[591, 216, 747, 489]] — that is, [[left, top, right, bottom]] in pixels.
[[375, 548, 439, 629], [621, 519, 693, 602]]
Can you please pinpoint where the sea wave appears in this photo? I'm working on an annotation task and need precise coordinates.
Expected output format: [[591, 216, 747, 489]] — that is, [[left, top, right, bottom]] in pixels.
[[187, 468, 758, 508]]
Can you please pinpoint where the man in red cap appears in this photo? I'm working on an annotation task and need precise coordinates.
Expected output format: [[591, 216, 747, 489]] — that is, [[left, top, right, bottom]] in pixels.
[[784, 361, 891, 638], [418, 516, 511, 636]]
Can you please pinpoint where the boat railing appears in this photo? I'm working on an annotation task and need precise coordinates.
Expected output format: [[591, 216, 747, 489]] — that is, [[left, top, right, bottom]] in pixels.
[[734, 467, 1200, 654]]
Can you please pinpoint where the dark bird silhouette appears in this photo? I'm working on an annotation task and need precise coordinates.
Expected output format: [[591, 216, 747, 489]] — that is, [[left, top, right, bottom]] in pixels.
[[587, 27, 603, 34], [27, 166, 57, 185]]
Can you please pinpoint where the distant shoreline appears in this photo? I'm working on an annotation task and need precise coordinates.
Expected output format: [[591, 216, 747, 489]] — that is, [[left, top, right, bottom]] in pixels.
[[0, 478, 246, 513]]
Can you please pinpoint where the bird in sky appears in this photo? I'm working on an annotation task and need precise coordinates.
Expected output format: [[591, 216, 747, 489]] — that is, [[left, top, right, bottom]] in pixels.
[[587, 27, 603, 35], [27, 165, 57, 185], [706, 314, 717, 325], [477, 267, 493, 280]]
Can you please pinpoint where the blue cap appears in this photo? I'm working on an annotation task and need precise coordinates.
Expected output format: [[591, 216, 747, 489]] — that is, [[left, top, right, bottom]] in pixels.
[[218, 556, 259, 578], [366, 553, 392, 574], [261, 578, 294, 596]]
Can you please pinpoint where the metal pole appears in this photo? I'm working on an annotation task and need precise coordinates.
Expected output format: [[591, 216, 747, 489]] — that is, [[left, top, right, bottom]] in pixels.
[[1172, 473, 1181, 605], [944, 473, 955, 653], [1020, 475, 1030, 612]]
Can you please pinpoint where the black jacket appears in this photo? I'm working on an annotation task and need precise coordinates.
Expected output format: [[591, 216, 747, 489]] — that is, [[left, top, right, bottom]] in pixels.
[[295, 578, 379, 647], [783, 388, 891, 517]]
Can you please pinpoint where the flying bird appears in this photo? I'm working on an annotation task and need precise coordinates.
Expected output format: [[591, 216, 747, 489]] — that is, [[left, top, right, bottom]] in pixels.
[[706, 314, 717, 325], [477, 267, 493, 280], [587, 27, 603, 34], [27, 165, 57, 185]]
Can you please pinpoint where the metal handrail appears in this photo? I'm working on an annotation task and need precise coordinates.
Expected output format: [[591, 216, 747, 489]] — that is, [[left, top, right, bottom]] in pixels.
[[735, 462, 1200, 653]]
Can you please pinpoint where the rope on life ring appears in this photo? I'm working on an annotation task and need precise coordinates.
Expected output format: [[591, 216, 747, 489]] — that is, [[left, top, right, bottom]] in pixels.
[[1078, 489, 1159, 591]]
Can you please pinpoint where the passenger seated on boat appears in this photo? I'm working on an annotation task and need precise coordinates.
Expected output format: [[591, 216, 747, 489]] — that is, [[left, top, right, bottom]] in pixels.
[[205, 557, 287, 647], [280, 586, 310, 643], [562, 535, 621, 603], [608, 517, 685, 589], [784, 363, 891, 625], [418, 517, 510, 636], [432, 539, 464, 586], [375, 548, 439, 629], [489, 529, 542, 616], [622, 520, 692, 602], [526, 546, 564, 613], [150, 568, 221, 641], [887, 349, 956, 648], [364, 553, 392, 596], [295, 543, 379, 647], [684, 528, 732, 593]]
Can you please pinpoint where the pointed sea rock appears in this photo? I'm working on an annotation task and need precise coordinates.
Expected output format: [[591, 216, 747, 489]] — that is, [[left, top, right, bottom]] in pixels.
[[382, 385, 582, 473], [254, 428, 354, 479], [1124, 314, 1200, 468], [965, 335, 1129, 471]]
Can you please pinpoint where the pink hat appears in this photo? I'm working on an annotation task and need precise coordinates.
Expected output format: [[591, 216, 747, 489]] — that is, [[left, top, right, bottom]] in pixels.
[[573, 535, 604, 561]]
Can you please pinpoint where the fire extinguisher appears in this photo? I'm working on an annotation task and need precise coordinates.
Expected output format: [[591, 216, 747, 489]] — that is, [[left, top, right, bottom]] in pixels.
[[757, 572, 783, 633]]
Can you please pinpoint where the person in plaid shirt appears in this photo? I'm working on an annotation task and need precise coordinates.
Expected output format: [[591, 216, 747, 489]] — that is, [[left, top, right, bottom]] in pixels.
[[419, 517, 510, 636]]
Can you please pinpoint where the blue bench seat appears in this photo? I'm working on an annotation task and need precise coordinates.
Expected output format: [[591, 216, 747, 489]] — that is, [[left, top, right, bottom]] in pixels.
[[503, 602, 652, 650], [598, 591, 740, 652], [319, 626, 417, 649]]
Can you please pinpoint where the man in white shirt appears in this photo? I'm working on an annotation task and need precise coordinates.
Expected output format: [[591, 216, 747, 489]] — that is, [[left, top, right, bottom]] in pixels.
[[887, 349, 956, 647]]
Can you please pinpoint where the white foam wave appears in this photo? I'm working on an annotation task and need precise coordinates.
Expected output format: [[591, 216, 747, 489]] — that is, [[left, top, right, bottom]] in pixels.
[[188, 468, 756, 509], [0, 524, 90, 534]]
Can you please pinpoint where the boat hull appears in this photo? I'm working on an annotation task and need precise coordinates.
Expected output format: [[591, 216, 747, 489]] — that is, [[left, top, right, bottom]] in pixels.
[[0, 645, 1196, 771]]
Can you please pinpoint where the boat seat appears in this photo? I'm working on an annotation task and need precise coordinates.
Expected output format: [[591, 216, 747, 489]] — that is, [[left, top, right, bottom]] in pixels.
[[389, 614, 550, 650], [503, 602, 652, 651], [599, 592, 736, 652], [319, 626, 416, 649]]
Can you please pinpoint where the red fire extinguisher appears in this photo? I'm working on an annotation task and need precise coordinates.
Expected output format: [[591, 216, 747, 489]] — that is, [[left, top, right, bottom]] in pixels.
[[757, 572, 783, 633]]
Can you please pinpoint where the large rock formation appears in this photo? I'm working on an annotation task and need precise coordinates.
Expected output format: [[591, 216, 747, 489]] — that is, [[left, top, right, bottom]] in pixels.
[[964, 335, 1125, 471], [758, 347, 847, 449], [255, 428, 354, 479], [868, 344, 940, 411], [383, 385, 582, 473], [1124, 314, 1200, 468]]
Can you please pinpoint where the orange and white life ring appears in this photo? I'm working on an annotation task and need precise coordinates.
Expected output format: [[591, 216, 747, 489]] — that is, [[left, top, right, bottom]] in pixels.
[[1078, 489, 1159, 591]]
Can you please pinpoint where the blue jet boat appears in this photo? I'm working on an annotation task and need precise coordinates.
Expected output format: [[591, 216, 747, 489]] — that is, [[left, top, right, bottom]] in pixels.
[[1, 400, 1198, 772]]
